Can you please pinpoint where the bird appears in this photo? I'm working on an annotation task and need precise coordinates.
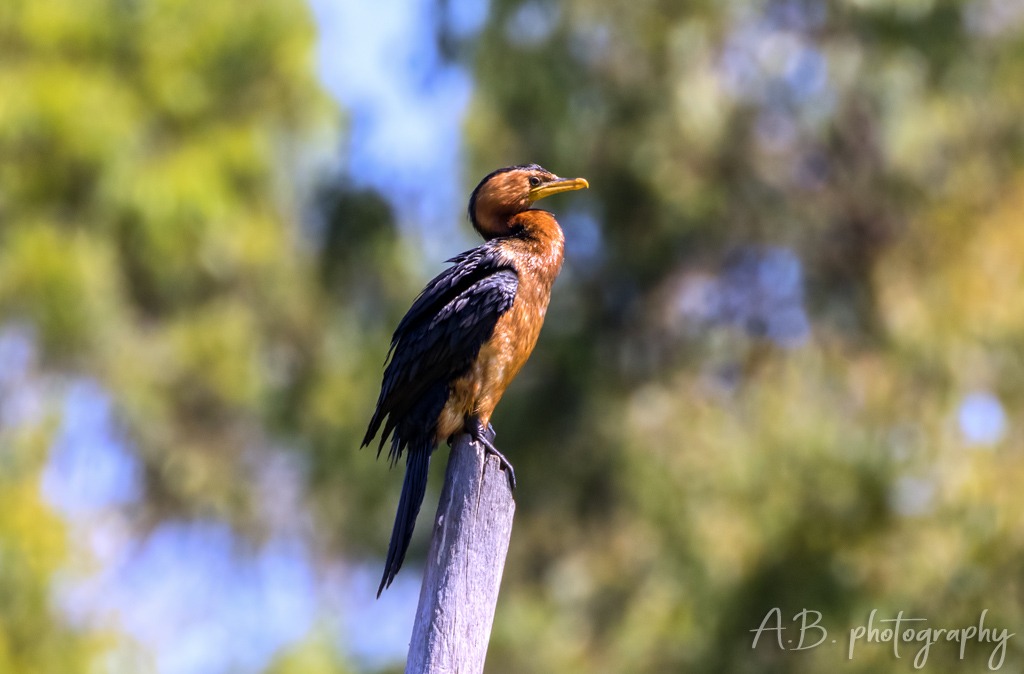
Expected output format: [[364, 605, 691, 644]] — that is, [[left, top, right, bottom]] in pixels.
[[363, 164, 588, 596]]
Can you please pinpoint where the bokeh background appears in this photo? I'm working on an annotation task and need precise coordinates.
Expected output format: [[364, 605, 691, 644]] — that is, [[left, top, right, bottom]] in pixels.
[[2, 0, 1024, 672]]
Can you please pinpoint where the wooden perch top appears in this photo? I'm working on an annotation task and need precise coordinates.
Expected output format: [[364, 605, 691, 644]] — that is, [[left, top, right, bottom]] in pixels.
[[406, 434, 517, 674]]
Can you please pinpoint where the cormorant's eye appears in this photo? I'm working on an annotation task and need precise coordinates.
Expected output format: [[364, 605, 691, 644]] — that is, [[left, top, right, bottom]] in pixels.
[[528, 176, 541, 187]]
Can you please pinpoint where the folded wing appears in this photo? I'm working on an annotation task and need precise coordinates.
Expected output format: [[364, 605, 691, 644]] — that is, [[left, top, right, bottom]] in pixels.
[[362, 243, 519, 463]]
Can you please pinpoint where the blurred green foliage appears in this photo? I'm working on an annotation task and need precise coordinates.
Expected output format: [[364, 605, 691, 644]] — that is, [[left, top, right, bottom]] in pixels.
[[2, 0, 1024, 672]]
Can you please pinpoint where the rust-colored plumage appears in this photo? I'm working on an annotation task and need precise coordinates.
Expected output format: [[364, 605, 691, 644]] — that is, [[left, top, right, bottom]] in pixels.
[[363, 164, 588, 596]]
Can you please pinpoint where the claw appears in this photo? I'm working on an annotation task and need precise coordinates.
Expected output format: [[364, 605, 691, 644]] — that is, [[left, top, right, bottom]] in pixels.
[[467, 418, 516, 491]]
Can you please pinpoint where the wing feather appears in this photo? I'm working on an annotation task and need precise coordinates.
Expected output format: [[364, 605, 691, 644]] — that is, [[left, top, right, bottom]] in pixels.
[[363, 243, 518, 461]]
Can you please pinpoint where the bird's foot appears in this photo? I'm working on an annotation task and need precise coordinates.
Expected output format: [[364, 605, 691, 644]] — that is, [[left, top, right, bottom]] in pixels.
[[468, 418, 516, 492], [481, 441, 517, 493]]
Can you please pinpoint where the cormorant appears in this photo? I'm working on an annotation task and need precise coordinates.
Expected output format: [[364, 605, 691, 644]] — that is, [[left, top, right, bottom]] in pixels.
[[364, 164, 588, 596]]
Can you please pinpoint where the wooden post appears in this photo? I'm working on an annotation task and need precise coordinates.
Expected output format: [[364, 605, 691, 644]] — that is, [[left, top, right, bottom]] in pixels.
[[405, 433, 516, 674]]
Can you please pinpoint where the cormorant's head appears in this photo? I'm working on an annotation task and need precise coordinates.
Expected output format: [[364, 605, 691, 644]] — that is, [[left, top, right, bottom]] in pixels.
[[468, 164, 589, 239]]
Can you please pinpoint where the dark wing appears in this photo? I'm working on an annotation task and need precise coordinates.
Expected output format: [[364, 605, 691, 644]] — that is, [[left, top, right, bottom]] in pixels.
[[363, 243, 518, 461], [386, 245, 508, 354]]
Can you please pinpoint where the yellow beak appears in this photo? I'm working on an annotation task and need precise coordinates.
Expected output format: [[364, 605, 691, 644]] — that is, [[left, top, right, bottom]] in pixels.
[[528, 176, 589, 202]]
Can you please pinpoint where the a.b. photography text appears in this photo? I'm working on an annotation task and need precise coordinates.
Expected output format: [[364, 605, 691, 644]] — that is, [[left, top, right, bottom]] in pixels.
[[750, 608, 1015, 670]]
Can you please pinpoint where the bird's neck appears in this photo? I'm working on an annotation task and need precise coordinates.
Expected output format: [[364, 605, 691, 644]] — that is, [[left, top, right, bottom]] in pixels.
[[472, 202, 517, 240], [501, 210, 565, 280]]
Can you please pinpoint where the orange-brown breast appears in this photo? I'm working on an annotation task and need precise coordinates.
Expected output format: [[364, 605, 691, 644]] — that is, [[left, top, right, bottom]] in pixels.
[[434, 210, 565, 442]]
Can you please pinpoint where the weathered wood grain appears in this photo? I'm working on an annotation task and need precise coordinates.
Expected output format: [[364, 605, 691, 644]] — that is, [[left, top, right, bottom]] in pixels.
[[405, 434, 516, 674]]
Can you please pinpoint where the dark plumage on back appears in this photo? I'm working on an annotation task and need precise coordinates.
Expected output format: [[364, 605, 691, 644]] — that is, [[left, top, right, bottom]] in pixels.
[[364, 242, 518, 462]]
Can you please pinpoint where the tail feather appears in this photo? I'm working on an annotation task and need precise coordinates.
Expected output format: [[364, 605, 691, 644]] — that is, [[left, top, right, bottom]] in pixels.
[[377, 442, 431, 597]]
